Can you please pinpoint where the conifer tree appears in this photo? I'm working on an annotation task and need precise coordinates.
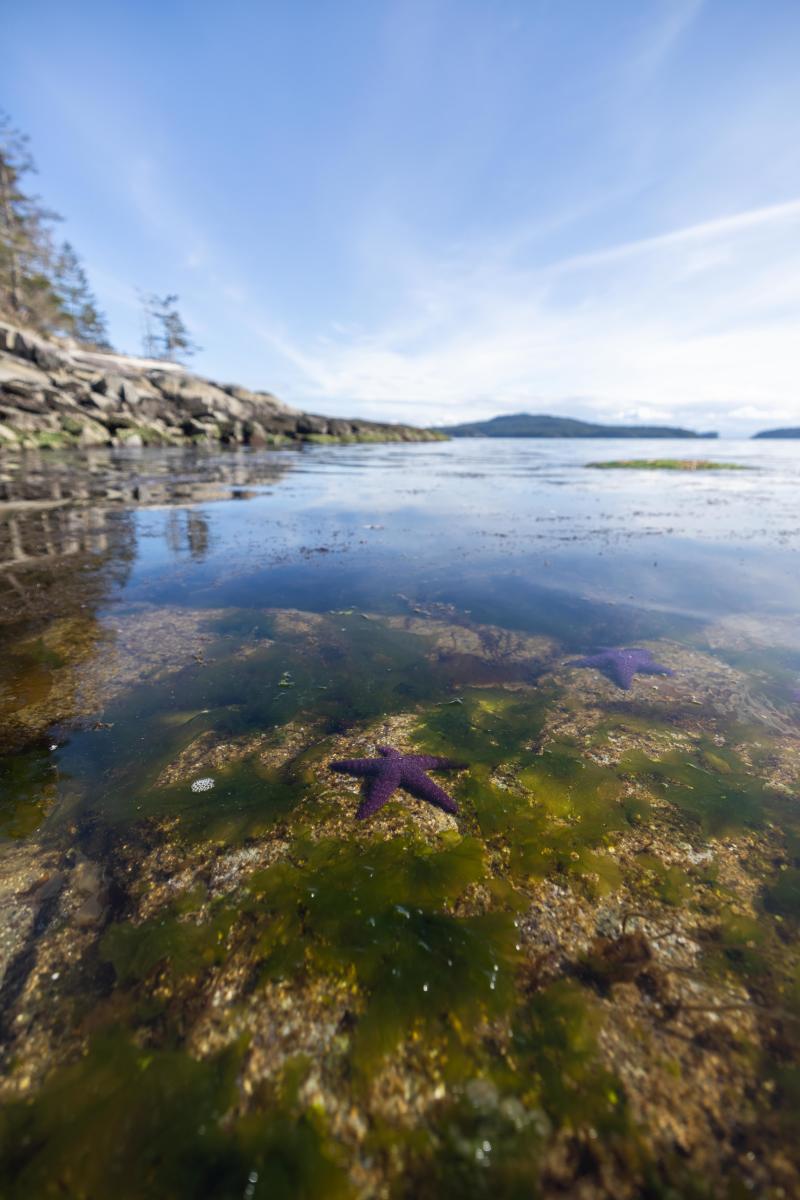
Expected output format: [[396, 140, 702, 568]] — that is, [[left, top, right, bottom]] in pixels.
[[139, 292, 199, 363], [54, 241, 111, 347], [0, 111, 63, 330], [0, 111, 111, 346]]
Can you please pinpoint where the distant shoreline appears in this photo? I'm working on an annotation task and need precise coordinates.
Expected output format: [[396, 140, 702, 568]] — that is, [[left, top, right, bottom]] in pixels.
[[434, 413, 718, 439]]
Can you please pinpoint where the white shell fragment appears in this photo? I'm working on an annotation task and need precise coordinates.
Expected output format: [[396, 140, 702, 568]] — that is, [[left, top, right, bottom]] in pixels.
[[190, 777, 215, 793]]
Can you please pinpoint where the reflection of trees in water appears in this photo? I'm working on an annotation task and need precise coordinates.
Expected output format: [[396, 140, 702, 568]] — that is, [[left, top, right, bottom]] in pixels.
[[0, 446, 293, 624], [0, 507, 137, 630], [0, 446, 292, 509], [0, 446, 292, 765], [165, 509, 211, 562]]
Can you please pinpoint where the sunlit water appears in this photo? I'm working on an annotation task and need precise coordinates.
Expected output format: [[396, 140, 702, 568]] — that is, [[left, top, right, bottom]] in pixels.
[[1, 439, 799, 1199]]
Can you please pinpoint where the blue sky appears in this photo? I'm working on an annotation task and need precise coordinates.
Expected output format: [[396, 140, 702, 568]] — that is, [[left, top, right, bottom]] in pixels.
[[5, 0, 800, 433]]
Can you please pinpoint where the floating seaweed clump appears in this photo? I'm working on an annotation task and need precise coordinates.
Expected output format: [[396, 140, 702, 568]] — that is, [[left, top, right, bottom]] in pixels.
[[587, 459, 748, 471]]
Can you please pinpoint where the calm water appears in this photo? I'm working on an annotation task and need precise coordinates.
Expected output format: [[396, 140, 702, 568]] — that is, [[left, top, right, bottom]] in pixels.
[[1, 439, 799, 1199]]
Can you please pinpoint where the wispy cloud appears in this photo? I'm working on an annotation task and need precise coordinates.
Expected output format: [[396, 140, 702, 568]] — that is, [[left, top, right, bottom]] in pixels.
[[247, 197, 800, 433]]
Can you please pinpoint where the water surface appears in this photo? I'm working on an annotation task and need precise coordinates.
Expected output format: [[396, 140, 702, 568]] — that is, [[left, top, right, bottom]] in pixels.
[[1, 439, 799, 1199]]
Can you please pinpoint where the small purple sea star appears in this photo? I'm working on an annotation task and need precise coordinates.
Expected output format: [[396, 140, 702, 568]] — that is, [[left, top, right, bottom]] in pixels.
[[791, 684, 800, 704], [329, 745, 462, 819], [569, 646, 674, 690]]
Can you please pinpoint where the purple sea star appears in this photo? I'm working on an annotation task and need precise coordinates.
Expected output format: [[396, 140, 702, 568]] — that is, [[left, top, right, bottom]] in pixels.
[[329, 745, 462, 819], [791, 685, 800, 704], [569, 646, 674, 690]]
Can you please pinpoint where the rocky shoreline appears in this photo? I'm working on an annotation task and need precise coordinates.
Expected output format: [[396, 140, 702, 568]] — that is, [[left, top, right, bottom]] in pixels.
[[0, 322, 443, 450]]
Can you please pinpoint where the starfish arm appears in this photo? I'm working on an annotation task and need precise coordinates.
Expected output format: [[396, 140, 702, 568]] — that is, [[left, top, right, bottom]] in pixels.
[[571, 654, 633, 688], [404, 773, 459, 815], [405, 754, 462, 771], [329, 758, 380, 777], [356, 773, 399, 819], [609, 663, 636, 689]]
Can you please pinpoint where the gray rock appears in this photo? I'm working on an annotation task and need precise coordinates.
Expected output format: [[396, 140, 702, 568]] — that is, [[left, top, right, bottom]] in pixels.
[[327, 419, 353, 437], [93, 373, 127, 401], [244, 420, 269, 446], [84, 390, 118, 413], [74, 894, 106, 927], [0, 319, 439, 449], [119, 379, 140, 406], [1, 380, 48, 411], [296, 414, 328, 435], [0, 355, 53, 389], [79, 421, 110, 447], [1, 407, 59, 432], [33, 344, 64, 372]]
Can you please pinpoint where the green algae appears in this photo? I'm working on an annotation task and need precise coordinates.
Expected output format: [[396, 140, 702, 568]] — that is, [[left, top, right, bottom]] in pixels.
[[630, 853, 690, 906], [246, 835, 520, 1066], [135, 752, 316, 843], [510, 980, 629, 1132], [0, 745, 58, 838], [414, 687, 555, 768], [0, 1034, 349, 1200], [763, 869, 800, 922], [621, 741, 771, 835], [457, 746, 641, 895], [702, 910, 770, 984], [587, 459, 748, 471], [403, 1086, 548, 1199], [100, 900, 234, 985], [399, 981, 631, 1199]]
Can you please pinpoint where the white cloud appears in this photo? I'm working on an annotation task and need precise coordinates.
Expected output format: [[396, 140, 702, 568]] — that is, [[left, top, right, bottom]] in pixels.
[[246, 197, 800, 434]]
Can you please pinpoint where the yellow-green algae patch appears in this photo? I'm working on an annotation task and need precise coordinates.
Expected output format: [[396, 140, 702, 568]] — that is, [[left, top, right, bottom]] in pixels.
[[413, 687, 556, 768], [587, 458, 749, 471], [395, 980, 634, 1199], [621, 740, 777, 835]]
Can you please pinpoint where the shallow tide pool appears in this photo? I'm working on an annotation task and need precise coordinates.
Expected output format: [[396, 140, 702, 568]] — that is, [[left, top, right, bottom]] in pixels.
[[1, 438, 799, 1199]]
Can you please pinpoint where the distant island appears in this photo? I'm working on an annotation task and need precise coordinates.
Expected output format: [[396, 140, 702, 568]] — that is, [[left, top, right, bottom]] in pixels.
[[752, 428, 800, 439], [433, 413, 718, 439]]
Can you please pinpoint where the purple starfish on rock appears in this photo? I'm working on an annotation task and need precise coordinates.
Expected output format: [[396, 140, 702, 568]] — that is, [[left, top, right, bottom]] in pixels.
[[329, 745, 462, 819], [569, 646, 674, 690], [791, 684, 800, 704]]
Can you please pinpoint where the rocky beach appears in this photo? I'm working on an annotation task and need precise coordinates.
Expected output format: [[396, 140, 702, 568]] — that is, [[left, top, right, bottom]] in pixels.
[[0, 323, 443, 451]]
